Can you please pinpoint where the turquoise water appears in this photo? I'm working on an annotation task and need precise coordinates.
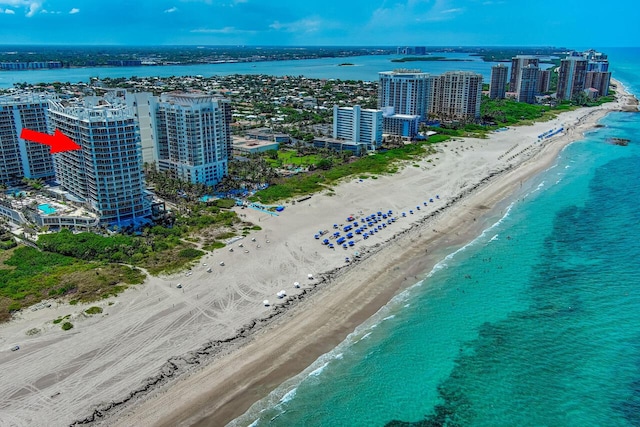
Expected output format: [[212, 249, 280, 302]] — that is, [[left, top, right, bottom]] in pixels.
[[230, 48, 640, 426], [37, 203, 56, 215]]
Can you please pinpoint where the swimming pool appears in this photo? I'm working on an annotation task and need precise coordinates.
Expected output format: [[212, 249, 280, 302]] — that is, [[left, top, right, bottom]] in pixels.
[[38, 204, 57, 215]]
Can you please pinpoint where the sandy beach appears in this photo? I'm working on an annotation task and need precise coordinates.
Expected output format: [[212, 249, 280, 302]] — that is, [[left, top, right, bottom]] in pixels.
[[0, 82, 636, 427]]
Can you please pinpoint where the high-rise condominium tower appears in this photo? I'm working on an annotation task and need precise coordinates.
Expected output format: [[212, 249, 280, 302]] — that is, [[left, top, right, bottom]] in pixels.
[[556, 57, 588, 101], [517, 64, 539, 104], [509, 55, 539, 92], [333, 105, 383, 150], [489, 64, 508, 100], [47, 98, 151, 225], [429, 71, 483, 121], [150, 92, 231, 186], [378, 70, 430, 120], [0, 93, 55, 184]]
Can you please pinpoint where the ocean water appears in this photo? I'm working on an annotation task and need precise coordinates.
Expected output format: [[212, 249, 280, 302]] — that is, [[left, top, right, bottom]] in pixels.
[[229, 48, 640, 426]]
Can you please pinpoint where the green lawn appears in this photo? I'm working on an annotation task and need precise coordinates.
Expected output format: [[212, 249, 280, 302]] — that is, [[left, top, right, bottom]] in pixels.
[[266, 150, 322, 168]]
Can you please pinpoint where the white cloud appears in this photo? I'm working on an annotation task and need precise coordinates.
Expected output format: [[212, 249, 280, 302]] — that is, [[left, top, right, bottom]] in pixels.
[[5, 8, 15, 13], [164, 6, 177, 13], [26, 1, 40, 17], [69, 7, 79, 14], [191, 26, 238, 34], [269, 17, 322, 34], [0, 1, 42, 17], [368, 0, 465, 27]]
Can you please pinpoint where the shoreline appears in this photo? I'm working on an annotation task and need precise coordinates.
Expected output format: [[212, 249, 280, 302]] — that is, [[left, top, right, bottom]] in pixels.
[[113, 85, 637, 426], [0, 81, 636, 427]]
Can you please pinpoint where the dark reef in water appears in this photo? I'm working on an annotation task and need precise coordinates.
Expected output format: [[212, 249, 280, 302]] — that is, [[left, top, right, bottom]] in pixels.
[[609, 137, 630, 146]]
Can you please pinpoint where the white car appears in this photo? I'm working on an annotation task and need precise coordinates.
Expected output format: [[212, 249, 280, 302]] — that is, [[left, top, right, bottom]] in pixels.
[[176, 284, 182, 289], [10, 345, 20, 351]]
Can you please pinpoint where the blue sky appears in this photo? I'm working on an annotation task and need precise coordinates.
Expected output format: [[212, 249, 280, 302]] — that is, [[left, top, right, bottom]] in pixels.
[[0, 0, 638, 46]]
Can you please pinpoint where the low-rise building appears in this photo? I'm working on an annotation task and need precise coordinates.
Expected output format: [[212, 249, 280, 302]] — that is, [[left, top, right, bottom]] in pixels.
[[246, 127, 291, 143], [381, 107, 420, 139], [313, 137, 366, 156], [232, 136, 280, 155]]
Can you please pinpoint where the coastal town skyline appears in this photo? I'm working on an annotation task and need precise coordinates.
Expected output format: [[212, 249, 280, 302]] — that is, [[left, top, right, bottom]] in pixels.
[[0, 0, 638, 47]]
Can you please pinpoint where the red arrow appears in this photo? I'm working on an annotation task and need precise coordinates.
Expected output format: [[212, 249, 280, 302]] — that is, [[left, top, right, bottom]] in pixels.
[[20, 128, 81, 153]]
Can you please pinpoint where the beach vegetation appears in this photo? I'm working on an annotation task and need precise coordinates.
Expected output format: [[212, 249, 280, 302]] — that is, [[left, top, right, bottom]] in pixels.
[[53, 314, 70, 324], [25, 328, 40, 336], [211, 198, 236, 209], [202, 241, 226, 251], [480, 96, 558, 126], [34, 202, 243, 276], [61, 321, 73, 331], [0, 245, 145, 322], [85, 306, 103, 315], [178, 248, 204, 259], [251, 137, 440, 203], [427, 135, 450, 144]]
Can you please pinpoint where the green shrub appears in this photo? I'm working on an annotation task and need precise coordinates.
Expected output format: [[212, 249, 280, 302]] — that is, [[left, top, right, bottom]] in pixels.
[[213, 198, 236, 209], [85, 306, 103, 315], [61, 321, 73, 331], [203, 241, 225, 251], [178, 248, 204, 259]]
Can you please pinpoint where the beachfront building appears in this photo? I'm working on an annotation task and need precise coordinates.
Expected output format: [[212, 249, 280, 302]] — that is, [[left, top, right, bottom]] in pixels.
[[47, 98, 151, 226], [583, 49, 609, 71], [88, 89, 156, 165], [428, 71, 483, 122], [150, 92, 231, 186], [516, 64, 539, 104], [489, 64, 508, 99], [509, 55, 539, 92], [333, 105, 383, 151], [313, 137, 366, 156], [536, 69, 552, 94], [378, 70, 431, 121], [127, 91, 155, 165], [0, 93, 56, 185], [585, 71, 612, 97], [556, 56, 588, 101], [381, 107, 420, 140]]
